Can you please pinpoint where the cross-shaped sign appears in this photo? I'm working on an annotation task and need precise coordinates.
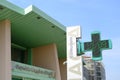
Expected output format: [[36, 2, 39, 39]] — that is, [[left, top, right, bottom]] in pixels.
[[82, 32, 112, 61]]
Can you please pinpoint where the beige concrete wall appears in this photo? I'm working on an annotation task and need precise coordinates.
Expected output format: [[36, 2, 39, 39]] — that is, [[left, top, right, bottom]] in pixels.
[[0, 20, 11, 80], [59, 59, 67, 80], [32, 43, 61, 80]]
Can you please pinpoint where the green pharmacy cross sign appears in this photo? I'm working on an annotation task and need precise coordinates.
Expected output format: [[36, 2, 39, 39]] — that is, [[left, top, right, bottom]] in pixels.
[[81, 32, 112, 61]]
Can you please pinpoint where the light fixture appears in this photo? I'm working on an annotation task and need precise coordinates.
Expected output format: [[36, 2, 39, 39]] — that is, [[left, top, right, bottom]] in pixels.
[[51, 26, 55, 28], [37, 16, 41, 19], [64, 32, 66, 35]]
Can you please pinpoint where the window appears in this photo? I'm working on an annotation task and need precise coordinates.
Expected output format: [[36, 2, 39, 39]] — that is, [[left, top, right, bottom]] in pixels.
[[96, 67, 100, 71], [97, 77, 101, 80], [91, 76, 94, 80], [96, 62, 101, 66], [11, 47, 27, 63], [96, 72, 101, 76]]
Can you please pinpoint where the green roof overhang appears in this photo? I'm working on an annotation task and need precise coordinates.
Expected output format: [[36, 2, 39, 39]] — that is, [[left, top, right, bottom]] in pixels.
[[0, 0, 66, 58]]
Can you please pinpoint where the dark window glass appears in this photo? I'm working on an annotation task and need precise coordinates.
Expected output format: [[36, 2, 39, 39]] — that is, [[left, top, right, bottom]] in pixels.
[[11, 47, 27, 63]]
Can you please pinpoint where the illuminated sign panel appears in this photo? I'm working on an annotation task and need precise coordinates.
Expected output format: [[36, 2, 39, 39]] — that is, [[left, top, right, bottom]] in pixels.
[[82, 32, 112, 61], [77, 39, 84, 56]]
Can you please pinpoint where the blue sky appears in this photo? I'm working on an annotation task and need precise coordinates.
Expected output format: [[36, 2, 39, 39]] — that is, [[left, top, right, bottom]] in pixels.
[[8, 0, 120, 80]]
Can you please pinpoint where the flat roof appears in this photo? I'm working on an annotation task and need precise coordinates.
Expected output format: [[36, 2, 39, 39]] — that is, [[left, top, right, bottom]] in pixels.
[[0, 0, 66, 58]]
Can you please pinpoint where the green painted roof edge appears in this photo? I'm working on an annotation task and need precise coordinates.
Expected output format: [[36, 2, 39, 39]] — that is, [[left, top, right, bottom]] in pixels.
[[0, 0, 24, 14], [0, 0, 66, 31], [32, 5, 66, 31]]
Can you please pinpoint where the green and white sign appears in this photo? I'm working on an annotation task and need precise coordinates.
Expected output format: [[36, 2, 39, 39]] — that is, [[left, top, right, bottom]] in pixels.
[[12, 61, 55, 80], [82, 32, 112, 61]]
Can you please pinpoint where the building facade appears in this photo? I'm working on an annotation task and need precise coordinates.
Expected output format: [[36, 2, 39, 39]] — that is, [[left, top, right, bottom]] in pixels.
[[0, 0, 67, 80], [95, 61, 106, 80], [83, 56, 106, 80]]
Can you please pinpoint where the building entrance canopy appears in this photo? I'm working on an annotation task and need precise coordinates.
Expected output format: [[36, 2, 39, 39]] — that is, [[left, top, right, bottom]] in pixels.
[[0, 0, 66, 58]]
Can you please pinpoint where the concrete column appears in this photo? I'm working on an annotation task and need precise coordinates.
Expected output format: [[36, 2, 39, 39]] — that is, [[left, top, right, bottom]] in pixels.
[[59, 59, 67, 80], [33, 43, 61, 80], [0, 20, 11, 80]]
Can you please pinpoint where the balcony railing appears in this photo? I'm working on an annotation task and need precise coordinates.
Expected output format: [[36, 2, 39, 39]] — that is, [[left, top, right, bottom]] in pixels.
[[12, 61, 55, 80]]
